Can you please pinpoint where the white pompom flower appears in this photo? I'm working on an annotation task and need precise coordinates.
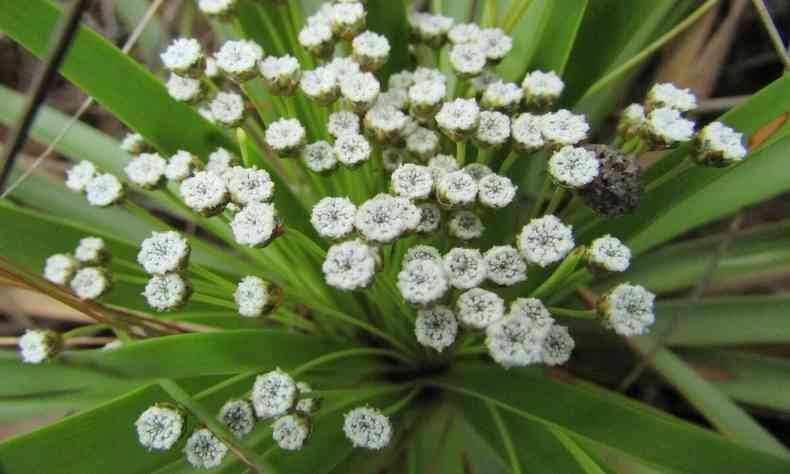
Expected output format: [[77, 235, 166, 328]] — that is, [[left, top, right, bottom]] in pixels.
[[485, 313, 546, 368], [299, 23, 334, 59], [617, 103, 645, 139], [120, 132, 149, 155], [587, 235, 631, 272], [475, 110, 511, 149], [478, 173, 516, 209], [397, 259, 449, 306], [214, 39, 263, 81], [436, 170, 478, 208], [428, 154, 460, 181], [448, 22, 481, 44], [405, 126, 440, 160], [272, 414, 311, 451], [436, 98, 480, 142], [548, 146, 600, 188], [218, 399, 255, 438], [643, 107, 695, 148], [364, 105, 408, 144], [143, 273, 192, 311], [198, 0, 236, 17], [251, 368, 297, 419], [138, 231, 191, 275], [65, 160, 97, 192], [354, 194, 405, 244], [331, 2, 366, 40], [462, 163, 493, 182], [456, 287, 505, 329], [646, 82, 697, 112], [415, 305, 458, 352], [166, 74, 203, 104], [510, 297, 555, 339], [210, 91, 247, 127], [125, 152, 167, 189], [448, 210, 484, 240], [391, 164, 434, 200], [352, 30, 390, 71], [311, 197, 357, 240], [484, 245, 527, 286], [74, 236, 107, 265], [598, 283, 656, 336], [511, 113, 545, 152], [481, 81, 523, 112], [18, 329, 62, 364], [166, 151, 202, 182], [541, 325, 574, 366], [265, 118, 306, 157], [161, 38, 203, 77], [70, 267, 111, 300], [343, 406, 392, 450], [184, 429, 228, 469], [234, 276, 280, 317], [694, 121, 748, 167], [226, 166, 275, 205], [328, 111, 361, 139], [300, 66, 339, 105], [85, 173, 124, 207], [323, 239, 378, 291], [443, 247, 487, 290], [408, 80, 446, 120], [206, 148, 239, 175], [302, 140, 339, 173], [231, 202, 282, 248], [340, 71, 381, 113], [259, 55, 301, 96], [477, 27, 512, 62], [334, 133, 371, 167], [416, 202, 442, 233], [135, 404, 185, 451], [449, 42, 487, 78], [517, 215, 574, 268], [180, 171, 229, 217], [522, 70, 564, 108], [402, 244, 442, 266], [540, 109, 589, 147], [44, 253, 79, 285]]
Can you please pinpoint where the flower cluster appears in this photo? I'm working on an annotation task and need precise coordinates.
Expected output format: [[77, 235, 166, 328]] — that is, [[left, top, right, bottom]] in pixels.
[[43, 236, 112, 301]]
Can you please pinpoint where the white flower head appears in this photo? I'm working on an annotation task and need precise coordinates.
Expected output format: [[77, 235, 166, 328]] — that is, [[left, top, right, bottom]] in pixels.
[[226, 166, 274, 205], [416, 202, 442, 233], [512, 113, 545, 152], [300, 66, 339, 105], [541, 109, 589, 147], [541, 325, 574, 366], [587, 234, 631, 272], [334, 133, 371, 167], [617, 103, 645, 139], [477, 27, 512, 62], [311, 196, 357, 239], [166, 74, 203, 103], [19, 329, 62, 364], [462, 163, 493, 182], [376, 88, 410, 111], [644, 107, 695, 148], [456, 287, 505, 329], [214, 40, 263, 80], [299, 23, 334, 59], [482, 81, 523, 111], [510, 297, 554, 339], [231, 202, 281, 248], [323, 239, 378, 291], [161, 38, 203, 76], [252, 368, 297, 419], [135, 404, 184, 451], [391, 164, 434, 200], [413, 67, 447, 85], [340, 72, 380, 113], [121, 132, 149, 155], [695, 121, 748, 167], [259, 55, 301, 96], [85, 173, 124, 207], [355, 194, 404, 244], [484, 245, 527, 286], [428, 154, 460, 181], [475, 110, 511, 148], [180, 171, 229, 216], [443, 247, 487, 290], [647, 83, 697, 112], [397, 259, 449, 306], [210, 91, 246, 127], [436, 98, 480, 141], [478, 173, 516, 208], [548, 146, 600, 188], [406, 127, 440, 160], [449, 42, 487, 78], [598, 283, 656, 336], [469, 69, 501, 95], [343, 407, 392, 450], [143, 273, 191, 311], [207, 148, 239, 175], [265, 118, 306, 157], [408, 80, 446, 120], [403, 244, 442, 266], [295, 382, 320, 415], [331, 2, 366, 39], [125, 152, 167, 189], [328, 111, 361, 139], [448, 210, 484, 240], [218, 399, 255, 438], [138, 231, 191, 276], [166, 151, 202, 182], [44, 253, 79, 285], [198, 0, 236, 17], [234, 276, 280, 317], [302, 140, 338, 173], [522, 70, 564, 108], [70, 267, 111, 300], [393, 196, 421, 233], [517, 215, 574, 267], [448, 23, 481, 44], [65, 160, 97, 192], [415, 305, 458, 352], [410, 12, 454, 46], [388, 70, 415, 90], [352, 31, 390, 71], [74, 236, 107, 265], [273, 414, 311, 451], [184, 429, 228, 469], [486, 313, 546, 368], [327, 56, 362, 78], [364, 105, 407, 143], [436, 170, 478, 208]]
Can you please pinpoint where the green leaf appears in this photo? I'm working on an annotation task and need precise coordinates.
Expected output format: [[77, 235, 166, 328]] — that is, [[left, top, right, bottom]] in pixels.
[[432, 363, 790, 473], [367, 0, 409, 81]]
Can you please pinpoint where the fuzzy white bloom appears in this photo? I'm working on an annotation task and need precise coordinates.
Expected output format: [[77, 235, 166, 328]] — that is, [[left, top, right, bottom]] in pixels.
[[215, 40, 263, 80], [598, 283, 656, 336], [272, 414, 311, 451], [327, 56, 362, 78], [522, 70, 564, 106], [300, 66, 339, 104], [406, 127, 440, 160], [85, 173, 124, 207], [74, 236, 106, 265], [647, 83, 697, 112], [541, 109, 589, 147], [517, 215, 574, 268], [486, 313, 545, 368], [468, 69, 500, 95], [482, 81, 523, 111], [210, 92, 246, 127], [548, 146, 599, 188], [331, 2, 366, 39], [478, 174, 516, 209], [311, 197, 357, 239], [265, 118, 306, 156], [166, 74, 202, 103], [403, 244, 442, 266], [391, 164, 433, 200], [415, 305, 458, 351], [166, 151, 201, 182], [388, 71, 414, 91], [137, 231, 190, 275], [448, 210, 484, 240], [352, 31, 390, 71], [299, 23, 334, 58], [644, 107, 695, 147], [120, 132, 148, 155], [449, 42, 487, 78], [226, 167, 274, 205], [397, 259, 449, 306], [295, 382, 319, 415], [436, 98, 480, 141], [510, 297, 555, 338], [206, 148, 238, 175], [184, 429, 228, 469], [343, 407, 391, 450], [477, 27, 512, 62], [340, 72, 380, 112], [135, 404, 184, 451], [218, 399, 255, 439], [436, 170, 478, 208], [323, 239, 378, 291], [328, 111, 360, 138], [334, 133, 371, 167], [44, 253, 79, 285], [462, 163, 493, 182], [259, 55, 301, 95], [70, 267, 110, 300], [443, 248, 487, 290], [408, 80, 446, 119], [302, 141, 338, 173], [695, 121, 748, 166], [364, 105, 407, 143], [355, 194, 405, 244], [376, 88, 409, 110], [475, 110, 511, 148], [618, 103, 645, 138], [456, 288, 505, 329], [161, 38, 202, 76], [18, 329, 61, 364], [180, 171, 229, 216], [511, 113, 545, 152], [588, 235, 631, 272], [541, 325, 574, 366], [125, 153, 166, 189], [393, 196, 421, 232], [413, 67, 447, 85], [416, 202, 441, 233], [252, 369, 297, 419], [143, 273, 191, 311], [65, 160, 97, 192], [428, 154, 460, 181], [448, 23, 481, 44], [410, 12, 454, 44], [198, 0, 236, 16], [231, 202, 281, 247], [484, 245, 527, 286], [234, 276, 279, 317]]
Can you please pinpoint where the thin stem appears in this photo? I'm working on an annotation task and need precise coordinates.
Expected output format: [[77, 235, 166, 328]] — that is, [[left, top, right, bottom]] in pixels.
[[543, 186, 566, 216], [548, 307, 596, 320], [189, 264, 236, 292], [456, 140, 467, 167], [291, 347, 413, 378], [192, 293, 237, 310], [751, 0, 790, 71], [645, 158, 693, 193], [487, 401, 523, 474], [498, 150, 519, 175], [529, 174, 552, 219], [530, 246, 585, 299]]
